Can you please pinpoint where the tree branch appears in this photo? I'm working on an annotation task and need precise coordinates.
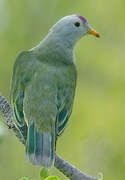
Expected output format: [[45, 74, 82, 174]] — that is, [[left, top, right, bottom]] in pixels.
[[55, 154, 99, 180], [0, 93, 25, 144], [0, 93, 100, 180]]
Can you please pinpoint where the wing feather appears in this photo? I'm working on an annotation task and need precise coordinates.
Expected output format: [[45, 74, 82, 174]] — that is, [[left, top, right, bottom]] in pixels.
[[10, 51, 37, 137]]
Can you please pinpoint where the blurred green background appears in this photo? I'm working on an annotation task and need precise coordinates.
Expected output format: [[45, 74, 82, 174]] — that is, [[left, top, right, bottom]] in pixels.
[[0, 0, 125, 180]]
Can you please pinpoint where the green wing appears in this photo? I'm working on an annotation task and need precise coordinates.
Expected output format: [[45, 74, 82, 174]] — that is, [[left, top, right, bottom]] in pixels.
[[10, 51, 38, 139], [56, 65, 77, 136], [11, 51, 58, 133]]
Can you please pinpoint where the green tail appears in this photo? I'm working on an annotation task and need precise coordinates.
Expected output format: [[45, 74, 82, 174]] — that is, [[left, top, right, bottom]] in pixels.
[[26, 123, 55, 168]]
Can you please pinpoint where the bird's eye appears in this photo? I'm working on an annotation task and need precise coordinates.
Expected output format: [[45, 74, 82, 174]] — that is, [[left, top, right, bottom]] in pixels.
[[74, 22, 80, 27]]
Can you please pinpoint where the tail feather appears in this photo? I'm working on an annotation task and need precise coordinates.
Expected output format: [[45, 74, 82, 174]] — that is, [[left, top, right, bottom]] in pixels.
[[26, 123, 55, 168]]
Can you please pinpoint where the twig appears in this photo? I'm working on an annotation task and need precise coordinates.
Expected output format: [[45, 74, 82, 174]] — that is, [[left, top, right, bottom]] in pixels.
[[55, 154, 99, 180], [0, 93, 25, 144], [0, 93, 100, 180]]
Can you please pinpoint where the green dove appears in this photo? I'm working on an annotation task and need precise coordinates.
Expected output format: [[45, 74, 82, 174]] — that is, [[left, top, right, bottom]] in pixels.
[[10, 14, 99, 168]]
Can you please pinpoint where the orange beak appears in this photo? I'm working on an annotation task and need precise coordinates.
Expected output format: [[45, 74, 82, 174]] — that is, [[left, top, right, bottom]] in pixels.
[[88, 29, 100, 38]]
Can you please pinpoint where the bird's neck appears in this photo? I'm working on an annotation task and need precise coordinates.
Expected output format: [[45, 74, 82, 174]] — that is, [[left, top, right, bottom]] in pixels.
[[31, 32, 76, 64]]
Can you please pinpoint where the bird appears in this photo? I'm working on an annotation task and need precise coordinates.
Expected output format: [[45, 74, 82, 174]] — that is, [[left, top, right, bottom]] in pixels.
[[10, 14, 100, 168]]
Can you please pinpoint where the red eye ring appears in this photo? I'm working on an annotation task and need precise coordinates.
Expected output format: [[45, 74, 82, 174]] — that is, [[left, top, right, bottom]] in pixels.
[[74, 22, 80, 27]]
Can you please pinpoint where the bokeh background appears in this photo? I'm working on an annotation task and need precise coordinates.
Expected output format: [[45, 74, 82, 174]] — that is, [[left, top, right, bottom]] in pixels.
[[0, 0, 125, 180]]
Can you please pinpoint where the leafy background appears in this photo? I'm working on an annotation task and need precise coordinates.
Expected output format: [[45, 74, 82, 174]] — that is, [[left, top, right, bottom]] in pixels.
[[0, 0, 125, 179]]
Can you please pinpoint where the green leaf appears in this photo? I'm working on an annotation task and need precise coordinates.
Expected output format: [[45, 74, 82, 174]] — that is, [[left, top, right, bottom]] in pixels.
[[97, 172, 103, 180], [20, 177, 29, 180], [45, 176, 61, 180], [40, 168, 50, 180]]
